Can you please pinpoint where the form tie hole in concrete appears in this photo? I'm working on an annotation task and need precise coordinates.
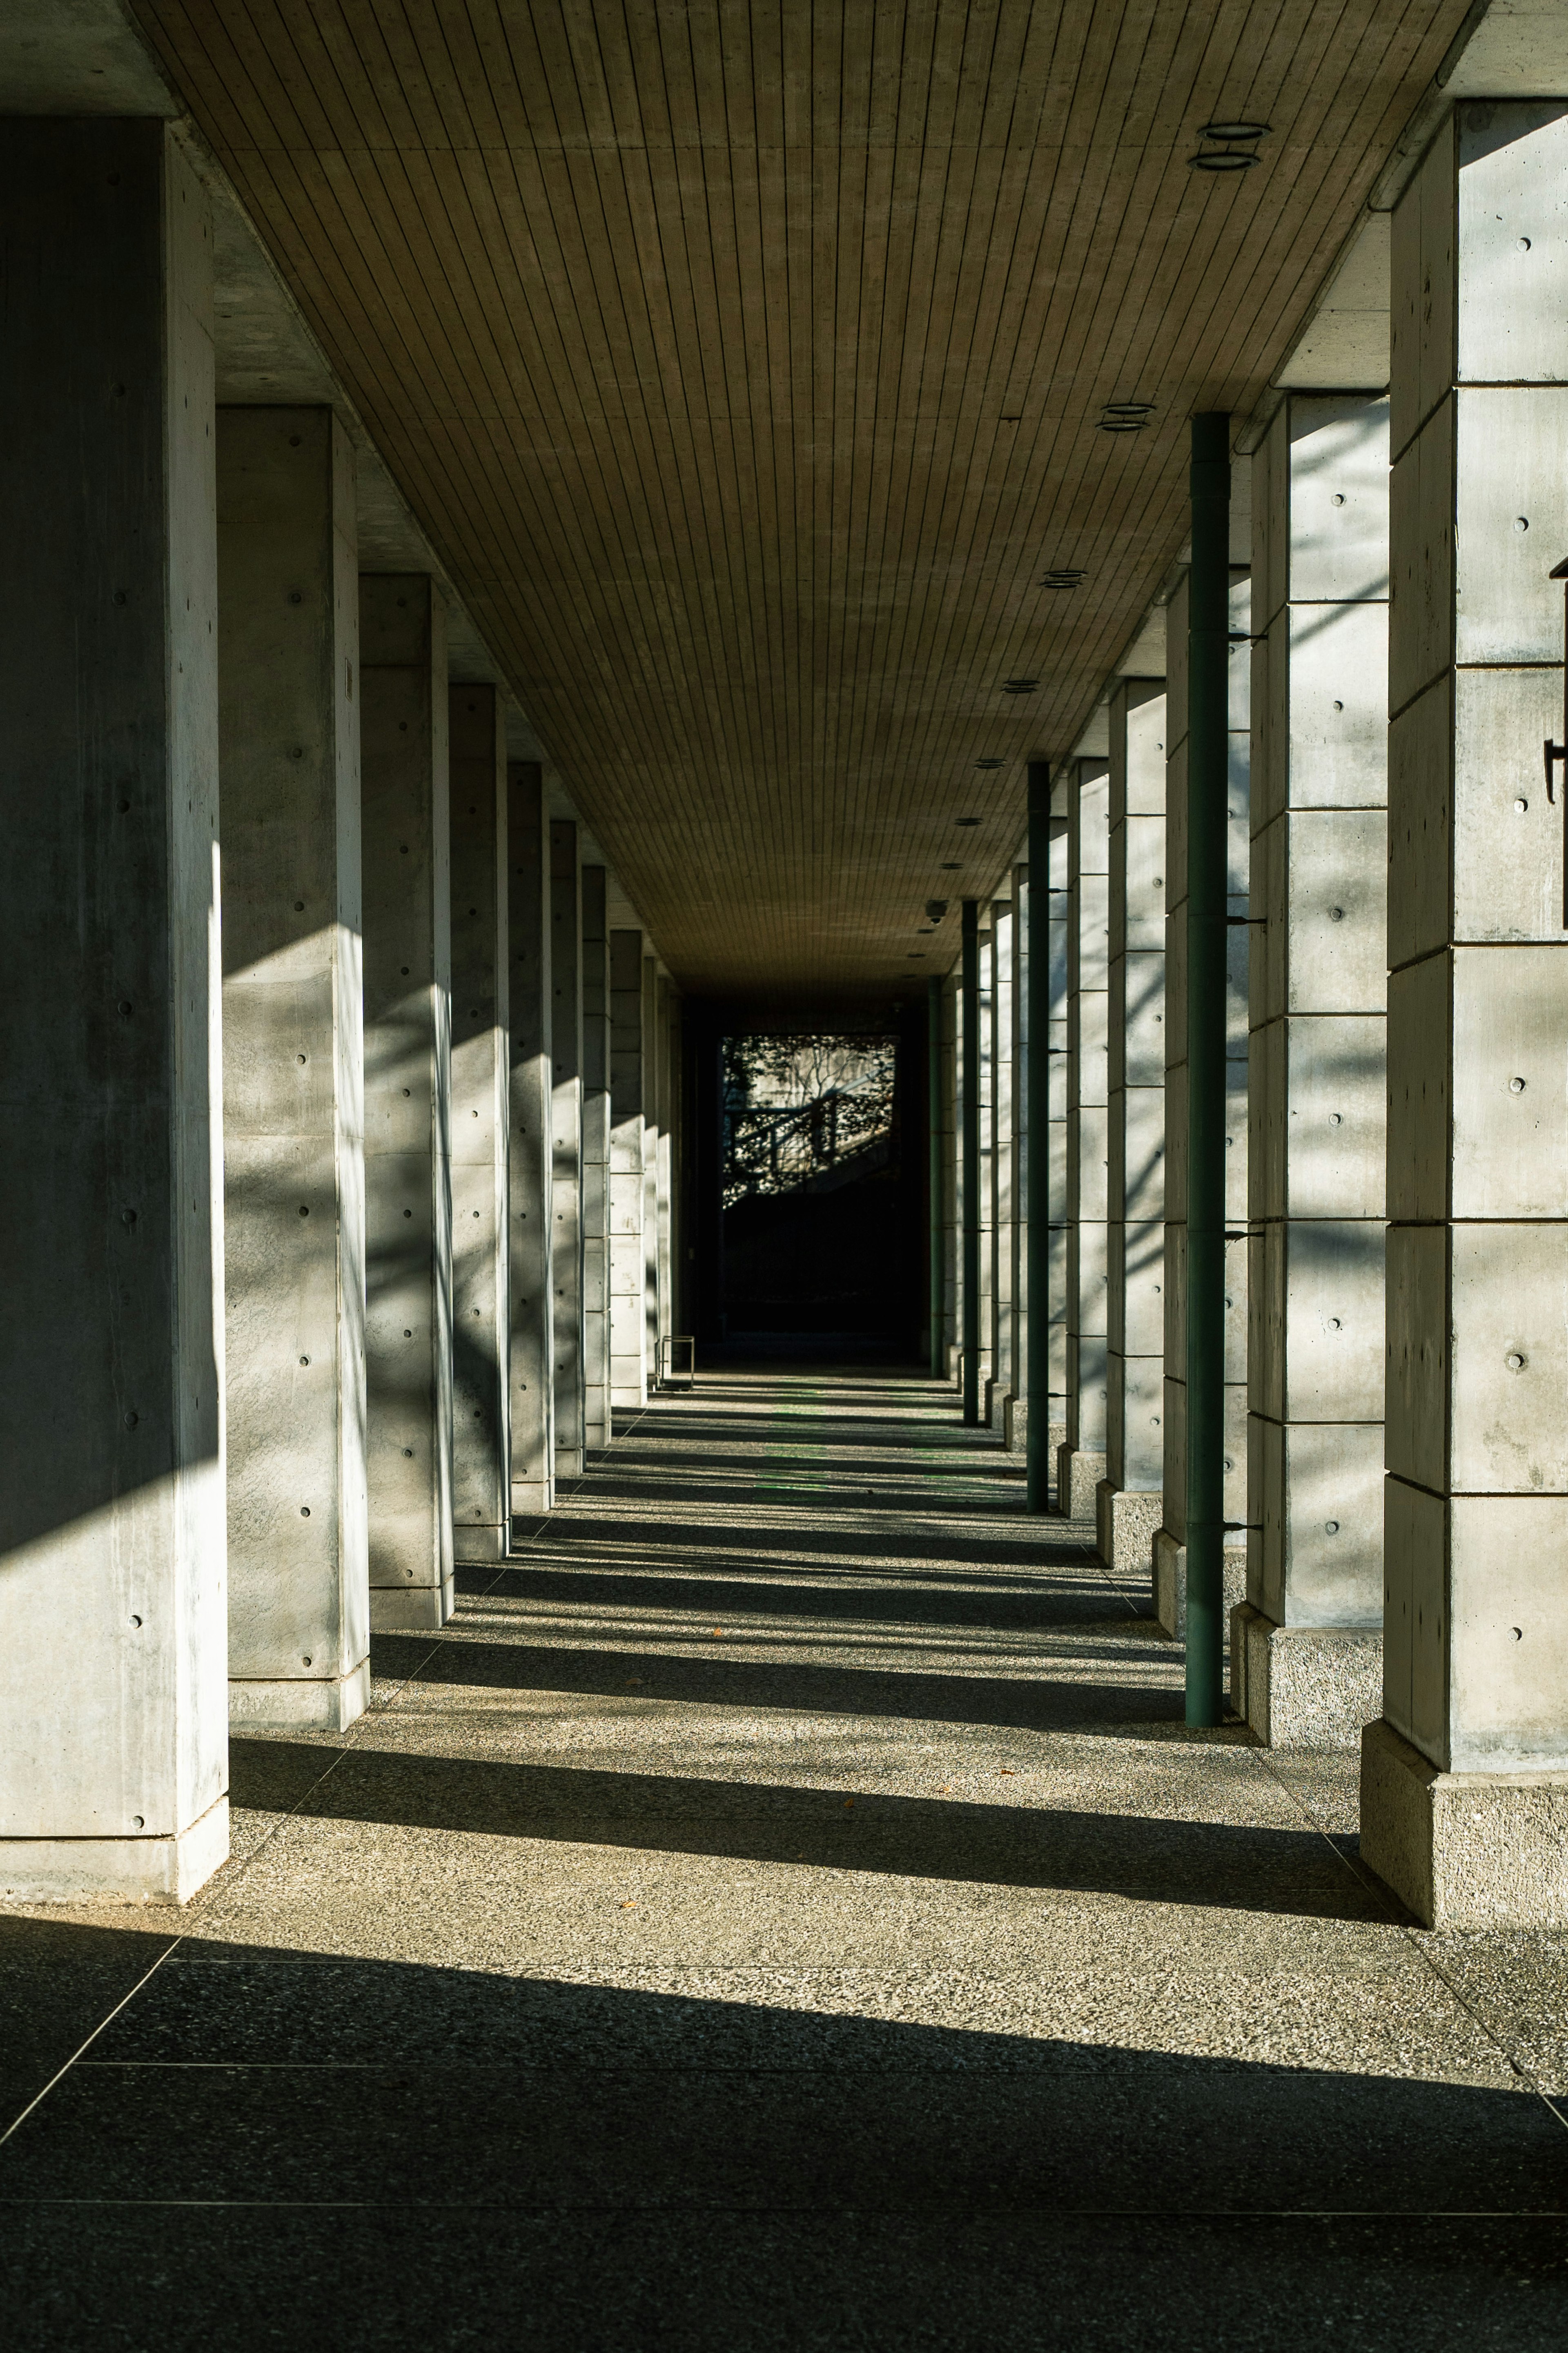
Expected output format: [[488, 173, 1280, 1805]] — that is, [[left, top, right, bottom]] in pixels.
[[298, 1205, 309, 1217], [1330, 1112, 1343, 1125], [1516, 517, 1530, 533], [297, 1053, 306, 1064], [1515, 798, 1529, 813], [294, 901, 305, 912], [1513, 1627, 1525, 1640], [132, 1816, 143, 1829], [1507, 1353, 1526, 1371], [403, 1449, 414, 1459], [303, 1656, 312, 1667], [1328, 906, 1344, 922], [300, 1506, 310, 1517], [123, 1411, 138, 1428], [130, 1616, 141, 1628], [118, 1000, 132, 1015], [1329, 1317, 1342, 1330], [299, 1356, 309, 1366], [1325, 1521, 1339, 1535], [404, 1207, 412, 1216], [403, 1329, 412, 1338], [1510, 1077, 1526, 1093], [1332, 699, 1343, 711], [1332, 493, 1345, 506]]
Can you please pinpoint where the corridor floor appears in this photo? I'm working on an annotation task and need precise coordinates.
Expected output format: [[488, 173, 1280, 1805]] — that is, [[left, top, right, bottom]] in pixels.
[[3, 1366, 1567, 2347]]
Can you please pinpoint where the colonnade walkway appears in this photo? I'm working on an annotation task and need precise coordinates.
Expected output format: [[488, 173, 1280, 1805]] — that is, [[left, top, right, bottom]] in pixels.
[[4, 1367, 1567, 2344]]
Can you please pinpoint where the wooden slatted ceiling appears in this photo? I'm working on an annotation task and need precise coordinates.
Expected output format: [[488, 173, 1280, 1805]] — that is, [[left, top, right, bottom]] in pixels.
[[135, 0, 1469, 1000]]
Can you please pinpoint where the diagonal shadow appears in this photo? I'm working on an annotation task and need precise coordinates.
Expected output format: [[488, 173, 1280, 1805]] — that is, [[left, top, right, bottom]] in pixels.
[[231, 1739, 1372, 1923], [461, 1563, 1154, 1633], [369, 1633, 1177, 1730]]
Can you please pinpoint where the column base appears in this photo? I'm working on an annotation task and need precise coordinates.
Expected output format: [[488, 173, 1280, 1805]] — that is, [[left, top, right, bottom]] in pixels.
[[1002, 1394, 1025, 1453], [553, 1447, 586, 1481], [1230, 1604, 1381, 1749], [1095, 1483, 1161, 1578], [369, 1574, 455, 1631], [511, 1477, 554, 1518], [1054, 1445, 1105, 1520], [229, 1658, 370, 1733], [0, 1794, 229, 1907], [1361, 1718, 1568, 1928], [1152, 1530, 1245, 1644], [453, 1521, 508, 1565]]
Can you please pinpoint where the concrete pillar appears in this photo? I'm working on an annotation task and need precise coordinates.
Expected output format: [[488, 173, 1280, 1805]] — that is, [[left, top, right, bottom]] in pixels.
[[1233, 395, 1389, 1747], [581, 868, 612, 1450], [1045, 801, 1071, 1457], [610, 931, 649, 1408], [219, 406, 368, 1730], [359, 575, 453, 1629], [1363, 100, 1568, 1924], [1154, 572, 1252, 1637], [1097, 681, 1168, 1577], [550, 819, 585, 1481], [988, 899, 1015, 1428], [0, 121, 227, 1902], [1004, 863, 1029, 1450], [941, 973, 961, 1383], [449, 684, 510, 1563], [1058, 761, 1110, 1517], [656, 977, 677, 1350], [642, 956, 661, 1382], [508, 762, 555, 1514], [977, 921, 996, 1403]]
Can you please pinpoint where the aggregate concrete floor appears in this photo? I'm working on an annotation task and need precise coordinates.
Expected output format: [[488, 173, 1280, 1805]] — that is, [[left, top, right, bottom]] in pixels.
[[3, 1364, 1568, 2348]]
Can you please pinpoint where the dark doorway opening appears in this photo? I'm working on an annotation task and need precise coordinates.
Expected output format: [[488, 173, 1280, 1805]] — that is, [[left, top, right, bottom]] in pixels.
[[718, 1028, 918, 1348]]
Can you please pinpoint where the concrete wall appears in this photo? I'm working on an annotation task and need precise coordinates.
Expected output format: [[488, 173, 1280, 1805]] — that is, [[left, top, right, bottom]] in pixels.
[[609, 930, 648, 1408], [581, 868, 612, 1449]]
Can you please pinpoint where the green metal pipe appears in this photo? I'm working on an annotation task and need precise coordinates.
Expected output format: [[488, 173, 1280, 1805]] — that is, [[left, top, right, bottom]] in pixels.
[[1185, 413, 1231, 1726], [927, 976, 943, 1377], [1025, 762, 1052, 1509], [960, 900, 980, 1424]]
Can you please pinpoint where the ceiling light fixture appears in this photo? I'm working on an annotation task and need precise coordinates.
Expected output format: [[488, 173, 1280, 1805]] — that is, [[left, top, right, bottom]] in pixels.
[[924, 899, 949, 922], [1098, 402, 1154, 434], [940, 861, 960, 870], [1041, 568, 1086, 588], [1001, 677, 1038, 694], [975, 757, 1004, 769], [1189, 120, 1271, 170], [954, 817, 980, 828]]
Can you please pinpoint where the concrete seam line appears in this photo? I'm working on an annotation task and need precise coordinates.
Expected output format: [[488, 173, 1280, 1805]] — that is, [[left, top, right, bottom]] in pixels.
[[0, 1940, 183, 2151]]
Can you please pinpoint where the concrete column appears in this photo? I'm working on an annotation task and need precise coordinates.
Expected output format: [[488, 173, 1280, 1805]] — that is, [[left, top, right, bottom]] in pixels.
[[360, 575, 453, 1628], [610, 930, 649, 1407], [1045, 802, 1071, 1456], [1097, 681, 1167, 1577], [656, 977, 677, 1350], [581, 868, 612, 1450], [508, 762, 554, 1514], [642, 955, 661, 1382], [977, 922, 996, 1403], [219, 406, 367, 1730], [1154, 572, 1251, 1637], [941, 973, 961, 1383], [1004, 863, 1028, 1450], [988, 899, 1015, 1428], [449, 684, 510, 1563], [1363, 101, 1568, 1925], [550, 819, 585, 1480], [1058, 761, 1110, 1517], [0, 122, 227, 1902], [1234, 395, 1389, 1747]]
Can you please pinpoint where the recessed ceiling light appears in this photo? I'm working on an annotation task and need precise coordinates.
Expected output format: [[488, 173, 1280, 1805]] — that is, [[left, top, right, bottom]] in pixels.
[[1041, 568, 1085, 589], [975, 757, 1004, 769], [940, 862, 960, 870], [1190, 121, 1270, 170], [955, 817, 980, 827], [1098, 402, 1154, 434], [1001, 678, 1038, 694], [1000, 414, 1021, 423]]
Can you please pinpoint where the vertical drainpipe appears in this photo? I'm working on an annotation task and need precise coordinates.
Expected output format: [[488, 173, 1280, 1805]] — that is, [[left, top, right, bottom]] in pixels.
[[1185, 413, 1230, 1726], [1025, 762, 1052, 1508], [928, 977, 943, 1377], [961, 899, 981, 1424]]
